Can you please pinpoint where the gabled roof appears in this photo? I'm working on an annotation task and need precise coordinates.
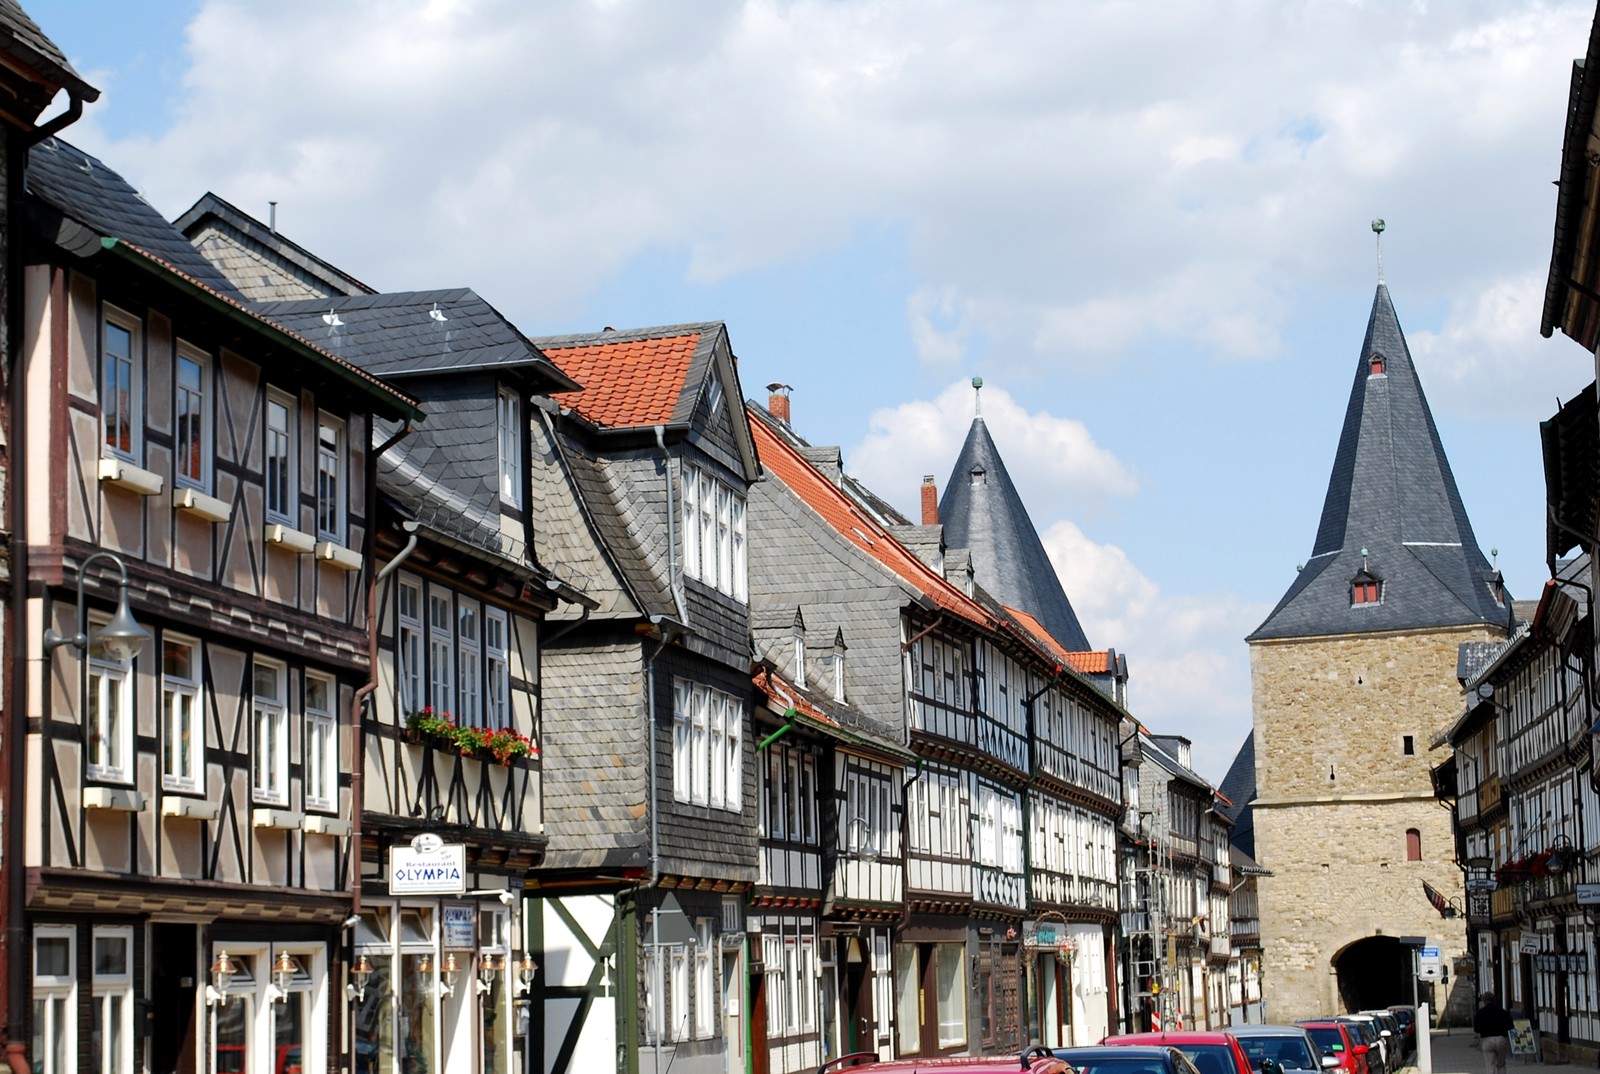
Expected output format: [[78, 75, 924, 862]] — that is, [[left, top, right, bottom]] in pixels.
[[173, 191, 375, 300], [539, 324, 716, 429], [938, 415, 1092, 652], [28, 137, 241, 297], [0, 1, 97, 105], [1542, 5, 1600, 345], [1249, 284, 1508, 641], [254, 289, 578, 391]]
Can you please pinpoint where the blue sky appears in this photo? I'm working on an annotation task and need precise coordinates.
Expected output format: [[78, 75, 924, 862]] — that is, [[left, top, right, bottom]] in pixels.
[[29, 0, 1598, 780]]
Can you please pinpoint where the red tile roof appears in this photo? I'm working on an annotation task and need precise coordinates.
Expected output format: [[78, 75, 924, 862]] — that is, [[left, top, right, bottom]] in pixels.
[[750, 410, 1000, 629], [545, 332, 700, 428], [753, 667, 840, 728], [1004, 605, 1118, 676]]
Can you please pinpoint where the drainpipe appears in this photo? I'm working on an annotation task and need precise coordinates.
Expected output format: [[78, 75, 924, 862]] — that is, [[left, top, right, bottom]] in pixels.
[[757, 708, 798, 751], [654, 426, 689, 627]]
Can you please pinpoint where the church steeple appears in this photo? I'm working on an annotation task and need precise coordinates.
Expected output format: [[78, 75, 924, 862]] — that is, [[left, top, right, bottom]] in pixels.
[[1249, 282, 1507, 640], [938, 391, 1093, 652]]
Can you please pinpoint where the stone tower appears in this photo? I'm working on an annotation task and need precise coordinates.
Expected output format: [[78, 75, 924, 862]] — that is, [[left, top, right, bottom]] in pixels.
[[1245, 282, 1508, 1019]]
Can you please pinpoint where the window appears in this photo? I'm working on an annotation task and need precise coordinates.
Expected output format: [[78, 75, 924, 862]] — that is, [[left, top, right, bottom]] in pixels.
[[681, 463, 747, 600], [761, 744, 818, 845], [1352, 576, 1381, 605], [672, 680, 743, 812], [670, 944, 689, 1042], [644, 945, 665, 1045], [87, 628, 134, 784], [162, 636, 203, 793], [458, 600, 481, 728], [305, 673, 336, 810], [265, 393, 295, 523], [497, 386, 522, 507], [895, 944, 920, 1055], [1370, 354, 1386, 375], [33, 926, 75, 1074], [1403, 735, 1415, 755], [1406, 828, 1422, 862], [101, 310, 139, 460], [397, 580, 423, 712], [832, 636, 846, 702], [253, 660, 288, 805], [936, 943, 967, 1048], [93, 927, 133, 1074], [175, 346, 208, 489], [485, 608, 509, 726], [428, 588, 453, 715], [694, 921, 715, 1039], [315, 415, 343, 542]]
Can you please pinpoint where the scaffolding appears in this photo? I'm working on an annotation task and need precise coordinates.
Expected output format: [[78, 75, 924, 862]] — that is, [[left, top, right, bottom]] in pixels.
[[1125, 810, 1179, 1030]]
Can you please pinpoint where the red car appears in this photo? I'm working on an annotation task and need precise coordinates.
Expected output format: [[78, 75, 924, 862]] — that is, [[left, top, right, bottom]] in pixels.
[[818, 1048, 1072, 1074], [1100, 1031, 1253, 1074], [1294, 1022, 1367, 1074]]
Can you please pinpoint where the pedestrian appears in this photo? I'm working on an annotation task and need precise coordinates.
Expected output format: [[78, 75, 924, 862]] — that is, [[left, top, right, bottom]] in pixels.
[[1473, 992, 1514, 1074]]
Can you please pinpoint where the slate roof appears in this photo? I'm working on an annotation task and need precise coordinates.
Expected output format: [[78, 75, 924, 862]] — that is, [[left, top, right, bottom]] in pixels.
[[1217, 732, 1256, 857], [174, 191, 375, 302], [0, 0, 97, 101], [28, 138, 242, 297], [938, 415, 1092, 652], [536, 323, 721, 429], [254, 289, 578, 389], [1249, 284, 1508, 641]]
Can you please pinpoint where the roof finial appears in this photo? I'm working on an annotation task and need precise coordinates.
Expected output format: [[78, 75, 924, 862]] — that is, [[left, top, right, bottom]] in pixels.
[[1371, 218, 1386, 284], [972, 375, 983, 417]]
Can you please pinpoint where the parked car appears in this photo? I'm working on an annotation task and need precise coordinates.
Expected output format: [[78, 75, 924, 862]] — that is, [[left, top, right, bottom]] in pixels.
[[1332, 1016, 1390, 1074], [1101, 1031, 1253, 1074], [1360, 1011, 1406, 1061], [1229, 1025, 1335, 1074], [1295, 1020, 1369, 1074], [818, 1048, 1073, 1074], [1384, 1006, 1417, 1058], [1052, 1045, 1204, 1074]]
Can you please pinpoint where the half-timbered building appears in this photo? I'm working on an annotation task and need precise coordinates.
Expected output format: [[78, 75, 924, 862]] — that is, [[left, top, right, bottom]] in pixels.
[[18, 138, 421, 1074], [527, 323, 761, 1074]]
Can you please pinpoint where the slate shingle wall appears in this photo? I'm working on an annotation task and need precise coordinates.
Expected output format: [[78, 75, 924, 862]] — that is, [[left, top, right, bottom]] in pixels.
[[189, 224, 344, 304]]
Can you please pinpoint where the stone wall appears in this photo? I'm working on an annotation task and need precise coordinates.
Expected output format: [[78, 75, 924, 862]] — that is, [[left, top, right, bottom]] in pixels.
[[1250, 625, 1498, 1020]]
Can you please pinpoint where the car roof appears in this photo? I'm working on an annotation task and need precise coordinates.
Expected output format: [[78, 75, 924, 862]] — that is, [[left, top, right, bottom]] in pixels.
[[1106, 1034, 1237, 1045], [1231, 1026, 1315, 1036], [1061, 1046, 1183, 1057]]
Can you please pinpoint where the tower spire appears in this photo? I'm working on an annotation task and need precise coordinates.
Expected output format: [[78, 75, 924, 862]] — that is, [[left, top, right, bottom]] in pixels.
[[1372, 218, 1386, 284]]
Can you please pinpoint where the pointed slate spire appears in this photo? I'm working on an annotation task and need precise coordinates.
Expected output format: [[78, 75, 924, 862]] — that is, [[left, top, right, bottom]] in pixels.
[[939, 411, 1093, 651], [1249, 283, 1508, 640]]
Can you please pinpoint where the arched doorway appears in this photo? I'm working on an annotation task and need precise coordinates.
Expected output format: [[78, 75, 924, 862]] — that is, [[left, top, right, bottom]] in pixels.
[[1333, 936, 1412, 1011]]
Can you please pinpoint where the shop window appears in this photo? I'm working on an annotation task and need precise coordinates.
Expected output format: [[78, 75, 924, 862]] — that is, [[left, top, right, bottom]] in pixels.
[[93, 928, 134, 1074], [936, 943, 967, 1048]]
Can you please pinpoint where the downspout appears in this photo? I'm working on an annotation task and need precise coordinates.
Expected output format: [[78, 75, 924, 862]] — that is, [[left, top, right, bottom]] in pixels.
[[757, 708, 798, 751], [654, 425, 689, 627], [6, 87, 93, 1074]]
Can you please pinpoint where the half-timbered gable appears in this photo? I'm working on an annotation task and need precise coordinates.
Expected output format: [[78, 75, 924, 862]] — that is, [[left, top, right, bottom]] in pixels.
[[18, 138, 419, 1074]]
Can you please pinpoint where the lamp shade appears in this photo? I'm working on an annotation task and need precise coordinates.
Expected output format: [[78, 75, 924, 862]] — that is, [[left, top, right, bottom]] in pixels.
[[92, 585, 150, 664]]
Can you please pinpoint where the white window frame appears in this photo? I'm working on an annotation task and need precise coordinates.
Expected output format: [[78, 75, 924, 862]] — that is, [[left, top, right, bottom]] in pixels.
[[732, 494, 747, 602], [101, 306, 141, 462], [709, 691, 727, 809], [397, 579, 423, 713], [252, 659, 289, 805], [698, 468, 716, 585], [92, 926, 134, 1074], [673, 680, 742, 813], [32, 925, 76, 1074], [644, 944, 665, 1046], [87, 622, 135, 784], [458, 599, 482, 728], [175, 342, 210, 491], [694, 921, 714, 1039], [681, 461, 700, 581], [265, 390, 296, 525], [428, 587, 453, 716], [304, 671, 337, 811], [497, 386, 522, 508], [673, 680, 693, 804], [161, 633, 203, 793], [484, 608, 509, 726], [725, 696, 742, 811], [315, 413, 345, 543], [716, 484, 733, 592], [670, 944, 690, 1042], [691, 687, 709, 806]]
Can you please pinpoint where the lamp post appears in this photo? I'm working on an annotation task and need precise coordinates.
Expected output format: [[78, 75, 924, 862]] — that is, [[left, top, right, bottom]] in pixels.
[[42, 551, 151, 661]]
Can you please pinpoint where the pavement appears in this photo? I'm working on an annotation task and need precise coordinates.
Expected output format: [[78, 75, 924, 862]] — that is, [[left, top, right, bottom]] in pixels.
[[1414, 1028, 1590, 1074]]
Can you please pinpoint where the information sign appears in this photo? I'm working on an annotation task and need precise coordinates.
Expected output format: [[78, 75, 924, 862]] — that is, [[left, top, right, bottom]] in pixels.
[[1509, 1018, 1538, 1058], [1578, 883, 1600, 906], [442, 905, 476, 950], [1521, 933, 1541, 955], [389, 841, 466, 895]]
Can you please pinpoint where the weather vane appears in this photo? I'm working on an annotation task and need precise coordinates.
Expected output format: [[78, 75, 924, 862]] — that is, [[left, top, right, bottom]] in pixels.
[[1372, 218, 1386, 284]]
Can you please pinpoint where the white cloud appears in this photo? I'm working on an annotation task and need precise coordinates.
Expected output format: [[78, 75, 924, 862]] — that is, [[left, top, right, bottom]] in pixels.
[[847, 381, 1136, 519]]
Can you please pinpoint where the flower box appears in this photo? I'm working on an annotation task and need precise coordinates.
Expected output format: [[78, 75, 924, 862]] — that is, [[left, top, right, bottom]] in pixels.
[[403, 708, 539, 766]]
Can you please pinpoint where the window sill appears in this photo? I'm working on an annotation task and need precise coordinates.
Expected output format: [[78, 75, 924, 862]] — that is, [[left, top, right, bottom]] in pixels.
[[161, 796, 219, 821], [97, 457, 163, 497], [84, 786, 145, 812], [264, 523, 317, 554], [252, 807, 303, 830], [314, 540, 363, 572], [173, 486, 232, 523], [302, 814, 351, 837]]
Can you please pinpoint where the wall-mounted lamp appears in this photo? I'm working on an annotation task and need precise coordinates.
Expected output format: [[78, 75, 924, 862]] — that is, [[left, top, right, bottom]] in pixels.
[[205, 950, 238, 1007], [846, 816, 879, 863], [516, 952, 538, 995], [266, 950, 298, 1004], [43, 551, 151, 663], [347, 954, 374, 1004], [476, 953, 504, 995], [440, 952, 460, 997]]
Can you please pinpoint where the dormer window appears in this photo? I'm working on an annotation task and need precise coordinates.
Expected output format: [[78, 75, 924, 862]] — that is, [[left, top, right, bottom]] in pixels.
[[970, 466, 987, 487], [1488, 570, 1505, 606], [497, 386, 522, 508], [791, 608, 806, 690], [832, 629, 848, 702], [1369, 354, 1386, 376], [1351, 570, 1382, 606]]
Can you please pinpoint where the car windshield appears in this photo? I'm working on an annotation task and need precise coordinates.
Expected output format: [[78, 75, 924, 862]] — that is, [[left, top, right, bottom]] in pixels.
[[1303, 1028, 1345, 1054], [1339, 1023, 1374, 1045], [1236, 1037, 1317, 1072], [1173, 1044, 1236, 1074], [1069, 1060, 1174, 1074]]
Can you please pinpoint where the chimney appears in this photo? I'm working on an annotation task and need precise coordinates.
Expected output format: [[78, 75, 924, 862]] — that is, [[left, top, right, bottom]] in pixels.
[[766, 383, 792, 426], [921, 475, 938, 525]]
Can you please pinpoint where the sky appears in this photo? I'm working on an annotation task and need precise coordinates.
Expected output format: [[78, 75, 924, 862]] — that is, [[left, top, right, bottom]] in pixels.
[[28, 0, 1600, 782]]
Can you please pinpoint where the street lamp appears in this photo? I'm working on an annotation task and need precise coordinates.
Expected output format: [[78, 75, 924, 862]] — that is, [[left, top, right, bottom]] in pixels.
[[42, 551, 150, 662]]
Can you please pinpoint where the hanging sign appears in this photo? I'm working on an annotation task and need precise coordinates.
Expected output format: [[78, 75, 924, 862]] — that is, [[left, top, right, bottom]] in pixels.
[[389, 839, 466, 895]]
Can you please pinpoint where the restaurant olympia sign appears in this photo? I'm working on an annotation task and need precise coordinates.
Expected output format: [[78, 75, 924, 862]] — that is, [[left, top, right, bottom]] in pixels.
[[389, 833, 466, 895]]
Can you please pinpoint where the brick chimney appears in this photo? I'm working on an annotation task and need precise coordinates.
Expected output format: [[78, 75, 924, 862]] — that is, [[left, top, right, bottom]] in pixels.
[[921, 475, 938, 525], [766, 383, 792, 426]]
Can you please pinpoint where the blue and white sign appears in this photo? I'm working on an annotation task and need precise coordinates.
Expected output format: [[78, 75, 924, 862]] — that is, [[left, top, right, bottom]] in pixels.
[[389, 841, 466, 895], [1421, 946, 1440, 960], [442, 905, 476, 949]]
